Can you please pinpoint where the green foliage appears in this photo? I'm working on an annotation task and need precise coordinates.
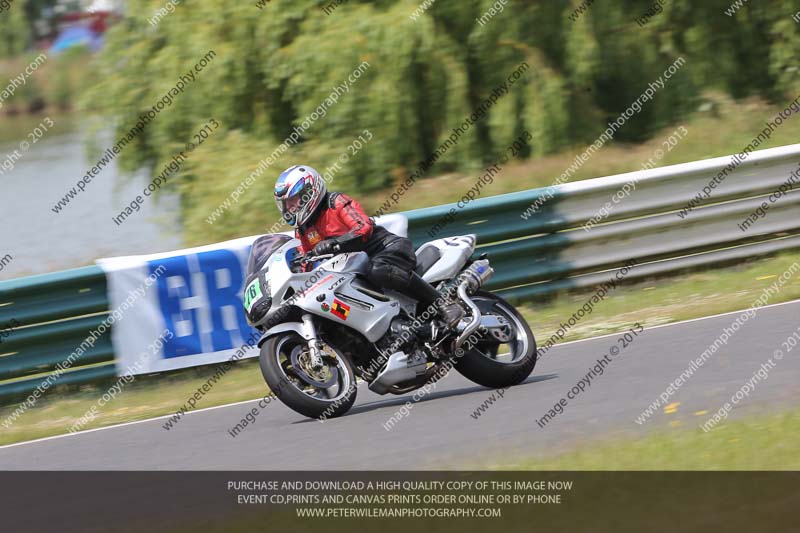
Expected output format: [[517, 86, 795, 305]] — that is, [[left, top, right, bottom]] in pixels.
[[52, 46, 88, 110], [15, 72, 42, 111], [52, 60, 71, 110], [769, 0, 800, 96], [0, 0, 31, 58], [66, 0, 800, 242]]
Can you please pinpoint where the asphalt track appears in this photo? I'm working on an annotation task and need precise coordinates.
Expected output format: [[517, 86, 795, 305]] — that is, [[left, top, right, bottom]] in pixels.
[[1, 300, 798, 470]]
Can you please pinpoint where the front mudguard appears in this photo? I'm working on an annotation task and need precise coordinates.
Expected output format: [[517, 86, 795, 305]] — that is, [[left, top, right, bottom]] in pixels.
[[256, 322, 310, 348]]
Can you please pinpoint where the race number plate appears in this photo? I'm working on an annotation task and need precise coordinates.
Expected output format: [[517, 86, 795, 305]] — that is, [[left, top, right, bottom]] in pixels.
[[243, 278, 264, 312]]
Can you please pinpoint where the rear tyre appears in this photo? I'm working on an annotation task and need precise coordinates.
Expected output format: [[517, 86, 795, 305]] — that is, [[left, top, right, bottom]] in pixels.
[[259, 332, 357, 420], [454, 291, 537, 389]]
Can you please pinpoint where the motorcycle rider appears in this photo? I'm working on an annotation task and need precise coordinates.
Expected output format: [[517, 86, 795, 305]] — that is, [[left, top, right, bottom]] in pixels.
[[274, 164, 464, 327]]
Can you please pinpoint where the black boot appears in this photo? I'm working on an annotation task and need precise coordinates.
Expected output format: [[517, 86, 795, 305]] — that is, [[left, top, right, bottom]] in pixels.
[[406, 273, 465, 328]]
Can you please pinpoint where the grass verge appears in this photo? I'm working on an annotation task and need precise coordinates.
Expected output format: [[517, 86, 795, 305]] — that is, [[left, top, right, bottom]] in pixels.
[[0, 360, 267, 446], [493, 407, 800, 470]]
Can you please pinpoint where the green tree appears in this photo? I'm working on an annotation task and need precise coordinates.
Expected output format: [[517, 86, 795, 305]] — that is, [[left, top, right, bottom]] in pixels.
[[0, 0, 31, 58]]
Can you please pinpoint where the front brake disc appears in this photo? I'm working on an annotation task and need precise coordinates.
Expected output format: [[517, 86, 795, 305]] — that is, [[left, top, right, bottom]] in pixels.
[[289, 345, 338, 388]]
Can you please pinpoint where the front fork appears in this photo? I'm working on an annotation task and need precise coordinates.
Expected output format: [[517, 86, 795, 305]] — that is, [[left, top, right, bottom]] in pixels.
[[300, 313, 326, 370]]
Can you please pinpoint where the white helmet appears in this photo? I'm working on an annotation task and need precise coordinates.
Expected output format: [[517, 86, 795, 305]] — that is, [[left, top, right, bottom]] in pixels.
[[273, 165, 326, 227]]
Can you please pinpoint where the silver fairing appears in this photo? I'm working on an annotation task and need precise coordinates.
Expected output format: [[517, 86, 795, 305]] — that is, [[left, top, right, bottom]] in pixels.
[[264, 241, 400, 343]]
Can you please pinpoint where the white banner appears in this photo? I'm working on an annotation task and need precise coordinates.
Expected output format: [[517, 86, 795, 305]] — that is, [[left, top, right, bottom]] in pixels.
[[97, 215, 408, 376]]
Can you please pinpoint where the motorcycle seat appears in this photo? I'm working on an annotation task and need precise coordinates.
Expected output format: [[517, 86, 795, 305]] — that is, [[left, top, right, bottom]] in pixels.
[[414, 244, 441, 276]]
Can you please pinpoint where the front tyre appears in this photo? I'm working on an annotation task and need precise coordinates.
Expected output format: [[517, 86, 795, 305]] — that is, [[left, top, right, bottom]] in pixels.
[[454, 291, 537, 389], [259, 332, 357, 420]]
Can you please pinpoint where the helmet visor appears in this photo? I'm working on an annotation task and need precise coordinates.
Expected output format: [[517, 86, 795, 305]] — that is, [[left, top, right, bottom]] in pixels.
[[283, 194, 302, 215], [279, 178, 314, 224]]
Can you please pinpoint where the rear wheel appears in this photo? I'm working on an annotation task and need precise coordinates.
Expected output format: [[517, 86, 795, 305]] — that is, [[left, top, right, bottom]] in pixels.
[[454, 291, 537, 389], [259, 332, 357, 420]]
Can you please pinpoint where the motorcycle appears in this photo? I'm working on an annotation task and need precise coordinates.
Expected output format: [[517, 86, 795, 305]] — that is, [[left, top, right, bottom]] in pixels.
[[242, 233, 537, 420]]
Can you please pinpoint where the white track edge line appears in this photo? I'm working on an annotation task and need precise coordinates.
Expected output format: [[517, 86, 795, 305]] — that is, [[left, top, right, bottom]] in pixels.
[[551, 298, 799, 348]]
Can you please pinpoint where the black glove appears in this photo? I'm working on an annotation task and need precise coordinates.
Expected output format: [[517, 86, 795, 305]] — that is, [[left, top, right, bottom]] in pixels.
[[313, 239, 339, 256]]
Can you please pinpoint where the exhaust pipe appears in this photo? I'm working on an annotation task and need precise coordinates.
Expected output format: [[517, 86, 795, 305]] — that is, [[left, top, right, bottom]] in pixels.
[[455, 282, 481, 350], [454, 259, 494, 350]]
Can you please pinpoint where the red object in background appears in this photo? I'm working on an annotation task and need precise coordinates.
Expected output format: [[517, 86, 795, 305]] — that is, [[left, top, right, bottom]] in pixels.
[[88, 12, 110, 34], [59, 10, 111, 34]]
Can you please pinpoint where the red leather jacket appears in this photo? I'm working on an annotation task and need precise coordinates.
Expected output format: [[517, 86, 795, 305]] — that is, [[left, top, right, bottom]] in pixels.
[[296, 192, 375, 254]]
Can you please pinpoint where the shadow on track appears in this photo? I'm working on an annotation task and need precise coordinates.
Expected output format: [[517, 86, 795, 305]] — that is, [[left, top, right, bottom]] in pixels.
[[292, 373, 558, 424]]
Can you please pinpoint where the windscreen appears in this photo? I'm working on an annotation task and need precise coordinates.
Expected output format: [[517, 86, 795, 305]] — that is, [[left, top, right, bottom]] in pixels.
[[246, 234, 292, 276]]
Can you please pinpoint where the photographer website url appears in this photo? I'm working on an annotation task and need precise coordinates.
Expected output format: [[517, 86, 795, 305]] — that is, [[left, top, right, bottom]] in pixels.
[[470, 260, 637, 420], [736, 160, 800, 233], [0, 52, 47, 110], [205, 60, 371, 225], [373, 61, 530, 217], [51, 50, 217, 214], [676, 93, 800, 220], [520, 56, 686, 220]]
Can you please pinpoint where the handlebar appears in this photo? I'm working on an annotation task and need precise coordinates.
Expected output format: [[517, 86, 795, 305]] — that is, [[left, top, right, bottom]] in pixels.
[[291, 240, 342, 265], [305, 253, 335, 262], [290, 252, 336, 265]]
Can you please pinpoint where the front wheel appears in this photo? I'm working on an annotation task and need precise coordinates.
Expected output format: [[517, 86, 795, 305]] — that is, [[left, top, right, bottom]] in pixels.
[[454, 291, 537, 389], [259, 332, 357, 420]]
